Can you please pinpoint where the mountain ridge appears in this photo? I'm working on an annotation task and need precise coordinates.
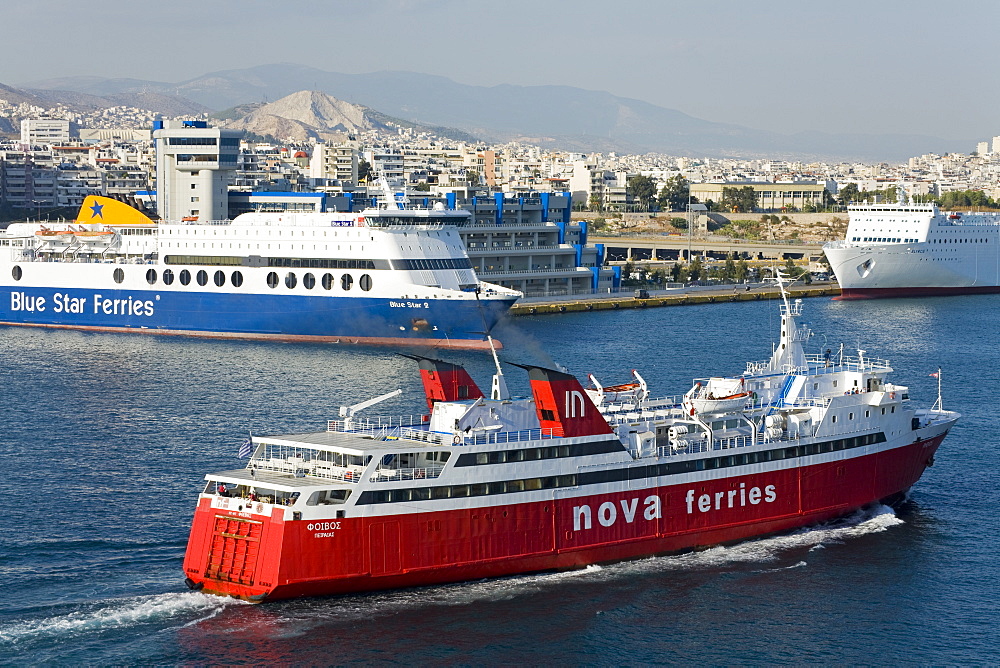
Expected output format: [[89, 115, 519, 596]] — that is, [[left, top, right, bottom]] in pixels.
[[14, 64, 970, 161]]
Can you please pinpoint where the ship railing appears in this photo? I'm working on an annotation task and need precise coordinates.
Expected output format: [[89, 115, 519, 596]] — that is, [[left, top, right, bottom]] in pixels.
[[396, 427, 453, 445], [803, 353, 892, 372], [370, 466, 446, 483], [252, 458, 368, 484], [328, 416, 426, 434], [745, 355, 892, 377], [600, 396, 684, 415], [459, 427, 555, 445]]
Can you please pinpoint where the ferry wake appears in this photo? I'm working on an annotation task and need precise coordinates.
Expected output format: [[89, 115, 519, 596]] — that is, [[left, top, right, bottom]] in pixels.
[[182, 276, 957, 601]]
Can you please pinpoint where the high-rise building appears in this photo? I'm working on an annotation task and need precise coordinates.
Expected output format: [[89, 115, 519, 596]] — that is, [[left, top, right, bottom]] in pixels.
[[153, 120, 241, 221], [20, 118, 70, 144]]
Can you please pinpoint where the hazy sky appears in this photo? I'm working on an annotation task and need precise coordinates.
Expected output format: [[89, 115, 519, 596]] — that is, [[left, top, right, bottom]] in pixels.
[[4, 0, 996, 142]]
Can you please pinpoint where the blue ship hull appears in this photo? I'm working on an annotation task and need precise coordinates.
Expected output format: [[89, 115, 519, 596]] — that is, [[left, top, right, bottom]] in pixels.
[[0, 286, 517, 349]]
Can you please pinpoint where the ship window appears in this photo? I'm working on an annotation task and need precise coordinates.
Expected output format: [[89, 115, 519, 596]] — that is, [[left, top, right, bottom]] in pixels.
[[831, 415, 837, 423], [11, 265, 21, 281], [306, 489, 352, 505], [322, 273, 334, 290], [196, 270, 208, 286], [359, 274, 372, 291], [266, 271, 279, 288], [214, 270, 225, 287], [285, 272, 297, 289], [163, 269, 174, 285], [231, 270, 243, 287], [179, 269, 191, 286], [341, 273, 353, 290], [303, 272, 316, 289], [541, 409, 555, 421], [113, 268, 125, 284], [146, 268, 157, 285]]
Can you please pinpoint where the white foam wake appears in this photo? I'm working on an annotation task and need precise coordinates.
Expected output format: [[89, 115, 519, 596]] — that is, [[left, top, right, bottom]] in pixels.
[[0, 592, 237, 646], [276, 506, 905, 627]]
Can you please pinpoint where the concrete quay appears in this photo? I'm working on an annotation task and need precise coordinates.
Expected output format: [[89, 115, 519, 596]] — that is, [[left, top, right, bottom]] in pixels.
[[509, 283, 840, 316]]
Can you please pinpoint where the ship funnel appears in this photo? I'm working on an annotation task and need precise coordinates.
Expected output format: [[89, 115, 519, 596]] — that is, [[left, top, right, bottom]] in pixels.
[[510, 363, 613, 437], [401, 354, 484, 410]]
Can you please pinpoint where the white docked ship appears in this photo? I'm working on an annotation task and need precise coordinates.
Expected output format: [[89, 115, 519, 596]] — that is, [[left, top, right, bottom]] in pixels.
[[824, 199, 1000, 299], [0, 195, 520, 348]]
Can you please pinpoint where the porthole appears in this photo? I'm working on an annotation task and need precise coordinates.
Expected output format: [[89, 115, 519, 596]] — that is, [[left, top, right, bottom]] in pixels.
[[113, 268, 125, 284], [341, 273, 353, 291], [163, 269, 174, 285], [266, 271, 279, 289], [231, 271, 243, 288], [11, 266, 22, 281], [285, 272, 297, 289], [179, 269, 191, 286], [359, 274, 372, 291], [196, 270, 208, 286], [145, 268, 157, 285], [303, 272, 315, 289], [214, 270, 225, 287], [321, 273, 334, 290]]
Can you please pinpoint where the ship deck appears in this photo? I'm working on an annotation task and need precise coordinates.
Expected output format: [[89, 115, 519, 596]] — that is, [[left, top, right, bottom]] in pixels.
[[257, 429, 433, 454]]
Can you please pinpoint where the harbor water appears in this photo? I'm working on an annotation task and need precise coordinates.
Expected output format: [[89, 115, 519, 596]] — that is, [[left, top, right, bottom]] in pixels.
[[1, 295, 998, 664]]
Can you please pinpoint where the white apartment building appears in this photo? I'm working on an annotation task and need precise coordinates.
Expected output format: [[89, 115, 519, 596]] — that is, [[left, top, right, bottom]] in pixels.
[[309, 140, 358, 184], [153, 120, 240, 222], [20, 118, 70, 144]]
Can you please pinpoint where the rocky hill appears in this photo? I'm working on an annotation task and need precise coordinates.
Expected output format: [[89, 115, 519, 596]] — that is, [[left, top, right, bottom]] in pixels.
[[219, 90, 477, 143]]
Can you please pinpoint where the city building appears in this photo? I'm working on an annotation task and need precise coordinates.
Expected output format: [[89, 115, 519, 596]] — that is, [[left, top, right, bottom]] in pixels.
[[20, 118, 70, 144], [689, 181, 826, 212], [153, 119, 241, 221]]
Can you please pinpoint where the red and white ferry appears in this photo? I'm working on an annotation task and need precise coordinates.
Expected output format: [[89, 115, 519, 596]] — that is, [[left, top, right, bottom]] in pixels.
[[182, 279, 958, 602]]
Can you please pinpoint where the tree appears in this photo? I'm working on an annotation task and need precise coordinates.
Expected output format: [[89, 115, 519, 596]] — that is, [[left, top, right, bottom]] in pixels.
[[735, 259, 750, 283], [357, 158, 373, 184], [627, 175, 658, 211], [657, 174, 690, 211], [838, 183, 859, 204], [588, 193, 603, 212], [464, 169, 480, 185], [688, 256, 704, 281], [720, 186, 758, 213]]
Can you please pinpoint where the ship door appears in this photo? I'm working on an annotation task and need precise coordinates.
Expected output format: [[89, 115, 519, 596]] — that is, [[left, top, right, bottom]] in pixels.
[[368, 521, 402, 576], [205, 515, 263, 586]]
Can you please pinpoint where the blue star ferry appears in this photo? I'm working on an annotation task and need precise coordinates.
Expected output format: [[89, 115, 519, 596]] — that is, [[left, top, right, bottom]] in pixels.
[[0, 196, 520, 349]]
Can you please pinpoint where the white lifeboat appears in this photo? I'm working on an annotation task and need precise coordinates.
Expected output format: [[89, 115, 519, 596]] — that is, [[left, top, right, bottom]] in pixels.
[[34, 228, 75, 244], [682, 378, 752, 416], [74, 227, 115, 244]]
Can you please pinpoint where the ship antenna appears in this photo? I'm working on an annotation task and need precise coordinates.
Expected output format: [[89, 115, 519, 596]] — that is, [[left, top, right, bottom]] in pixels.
[[931, 367, 943, 412], [474, 288, 509, 400]]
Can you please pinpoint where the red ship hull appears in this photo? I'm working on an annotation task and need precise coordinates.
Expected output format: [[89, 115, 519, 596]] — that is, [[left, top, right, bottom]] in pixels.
[[182, 434, 943, 601], [835, 285, 1000, 300]]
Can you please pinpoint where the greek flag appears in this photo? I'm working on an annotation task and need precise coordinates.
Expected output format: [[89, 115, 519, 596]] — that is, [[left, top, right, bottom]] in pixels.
[[238, 437, 253, 459]]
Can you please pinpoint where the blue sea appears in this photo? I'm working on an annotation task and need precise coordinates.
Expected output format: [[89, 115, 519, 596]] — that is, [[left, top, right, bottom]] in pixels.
[[1, 295, 998, 664]]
